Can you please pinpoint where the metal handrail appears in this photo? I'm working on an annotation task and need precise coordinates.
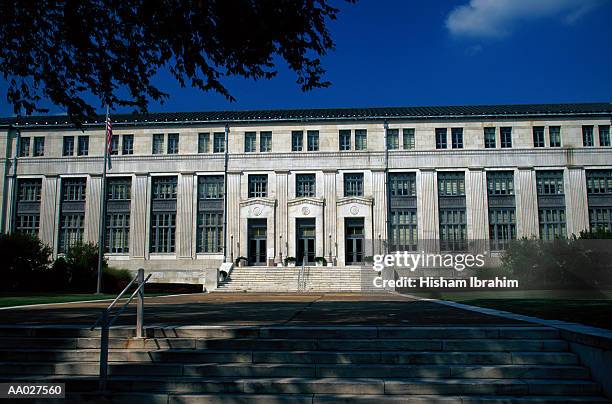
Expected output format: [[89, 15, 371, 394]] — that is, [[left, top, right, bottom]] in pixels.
[[90, 268, 150, 392]]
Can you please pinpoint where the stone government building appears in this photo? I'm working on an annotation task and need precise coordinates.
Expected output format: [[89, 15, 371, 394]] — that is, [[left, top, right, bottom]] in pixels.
[[1, 103, 611, 283]]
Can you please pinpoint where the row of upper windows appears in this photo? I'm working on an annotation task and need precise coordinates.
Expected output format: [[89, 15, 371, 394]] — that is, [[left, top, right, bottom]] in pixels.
[[15, 169, 612, 204], [16, 125, 612, 157]]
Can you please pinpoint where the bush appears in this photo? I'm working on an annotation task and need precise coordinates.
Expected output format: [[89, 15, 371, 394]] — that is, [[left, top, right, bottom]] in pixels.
[[0, 233, 52, 292], [103, 267, 132, 294], [63, 242, 107, 292]]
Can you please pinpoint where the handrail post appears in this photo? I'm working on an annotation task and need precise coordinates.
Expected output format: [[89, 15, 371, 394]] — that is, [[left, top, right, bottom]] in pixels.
[[136, 268, 144, 339], [99, 309, 109, 392]]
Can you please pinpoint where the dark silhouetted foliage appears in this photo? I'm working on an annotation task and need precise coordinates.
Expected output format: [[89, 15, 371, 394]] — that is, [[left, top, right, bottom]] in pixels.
[[0, 233, 52, 292]]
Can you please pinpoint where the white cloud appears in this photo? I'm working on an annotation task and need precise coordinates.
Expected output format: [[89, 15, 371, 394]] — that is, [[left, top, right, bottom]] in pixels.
[[446, 0, 605, 38]]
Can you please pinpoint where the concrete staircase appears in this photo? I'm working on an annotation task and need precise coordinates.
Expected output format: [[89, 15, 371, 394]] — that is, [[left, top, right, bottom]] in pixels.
[[216, 266, 382, 293], [0, 325, 607, 403]]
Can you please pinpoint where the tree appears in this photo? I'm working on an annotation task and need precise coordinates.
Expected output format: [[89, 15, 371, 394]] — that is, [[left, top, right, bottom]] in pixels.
[[0, 0, 353, 123]]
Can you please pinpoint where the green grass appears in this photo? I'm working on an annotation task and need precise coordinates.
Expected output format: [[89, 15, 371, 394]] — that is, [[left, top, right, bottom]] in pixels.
[[0, 293, 171, 308], [409, 290, 612, 330]]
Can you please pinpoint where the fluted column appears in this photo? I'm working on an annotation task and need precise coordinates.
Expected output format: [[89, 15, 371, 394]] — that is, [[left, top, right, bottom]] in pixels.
[[515, 168, 539, 238], [85, 174, 102, 244], [130, 174, 149, 258], [466, 168, 489, 251], [177, 173, 195, 258], [275, 170, 288, 263], [323, 170, 337, 262], [3, 177, 15, 234], [371, 169, 387, 249], [39, 175, 60, 254], [565, 167, 589, 236], [226, 171, 242, 259], [417, 169, 439, 252]]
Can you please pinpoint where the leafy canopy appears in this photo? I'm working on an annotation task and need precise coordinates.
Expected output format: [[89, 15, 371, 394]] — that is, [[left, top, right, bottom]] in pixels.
[[0, 0, 351, 123]]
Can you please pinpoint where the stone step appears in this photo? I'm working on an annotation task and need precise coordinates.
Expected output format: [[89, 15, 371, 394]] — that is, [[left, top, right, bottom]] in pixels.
[[2, 376, 600, 397], [0, 349, 580, 366], [0, 362, 591, 379]]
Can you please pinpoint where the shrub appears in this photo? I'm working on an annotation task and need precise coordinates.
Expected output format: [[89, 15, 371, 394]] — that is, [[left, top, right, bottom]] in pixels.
[[103, 267, 133, 294], [0, 233, 52, 292], [63, 242, 107, 292]]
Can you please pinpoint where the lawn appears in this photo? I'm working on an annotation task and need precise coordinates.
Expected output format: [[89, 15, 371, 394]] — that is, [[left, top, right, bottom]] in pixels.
[[409, 290, 612, 330], [0, 293, 171, 308]]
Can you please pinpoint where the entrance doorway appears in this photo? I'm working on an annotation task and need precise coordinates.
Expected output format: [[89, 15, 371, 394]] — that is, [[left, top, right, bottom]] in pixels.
[[345, 218, 364, 265], [296, 218, 316, 265], [248, 218, 267, 266]]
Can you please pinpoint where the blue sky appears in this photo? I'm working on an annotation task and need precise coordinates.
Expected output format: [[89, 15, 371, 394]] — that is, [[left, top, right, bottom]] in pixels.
[[1, 0, 611, 116]]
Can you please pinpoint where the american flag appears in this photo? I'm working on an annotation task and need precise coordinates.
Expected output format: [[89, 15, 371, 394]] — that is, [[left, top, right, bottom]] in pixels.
[[105, 115, 113, 170]]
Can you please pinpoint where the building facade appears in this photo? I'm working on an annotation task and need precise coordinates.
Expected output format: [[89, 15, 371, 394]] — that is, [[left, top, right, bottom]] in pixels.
[[1, 103, 611, 282]]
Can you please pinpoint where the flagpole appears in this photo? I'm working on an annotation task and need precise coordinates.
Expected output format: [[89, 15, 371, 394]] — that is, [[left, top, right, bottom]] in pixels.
[[96, 105, 110, 294]]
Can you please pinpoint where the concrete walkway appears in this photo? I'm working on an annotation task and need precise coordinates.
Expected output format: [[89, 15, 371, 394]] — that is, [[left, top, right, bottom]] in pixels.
[[0, 293, 526, 327]]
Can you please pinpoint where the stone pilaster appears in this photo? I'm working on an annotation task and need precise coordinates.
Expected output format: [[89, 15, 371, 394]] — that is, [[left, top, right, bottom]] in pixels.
[[565, 167, 589, 236], [371, 169, 387, 250], [85, 175, 102, 244], [177, 173, 194, 258], [275, 170, 288, 262], [3, 176, 15, 234], [515, 168, 539, 238], [39, 175, 60, 253], [417, 169, 439, 252], [226, 171, 242, 259], [323, 170, 337, 262], [465, 168, 489, 251], [130, 174, 149, 258]]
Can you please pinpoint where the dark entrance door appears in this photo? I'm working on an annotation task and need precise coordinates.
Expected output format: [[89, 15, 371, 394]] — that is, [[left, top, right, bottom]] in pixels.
[[345, 218, 364, 265], [248, 218, 267, 266], [296, 218, 316, 265]]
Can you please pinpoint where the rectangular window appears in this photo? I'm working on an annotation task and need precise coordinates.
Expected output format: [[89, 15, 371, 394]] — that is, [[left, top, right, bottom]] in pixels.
[[248, 174, 268, 198], [339, 130, 351, 151], [390, 173, 416, 197], [15, 214, 40, 236], [77, 136, 89, 156], [18, 179, 42, 201], [58, 213, 85, 253], [245, 132, 256, 152], [451, 128, 463, 149], [197, 212, 223, 253], [589, 208, 612, 232], [539, 208, 567, 240], [62, 178, 87, 201], [355, 129, 367, 150], [599, 125, 611, 147], [435, 128, 447, 149], [167, 133, 179, 154], [307, 130, 319, 151], [487, 171, 514, 195], [536, 171, 564, 195], [110, 135, 119, 155], [484, 127, 496, 148], [292, 131, 303, 151], [19, 137, 30, 157], [198, 133, 210, 153], [403, 128, 415, 149], [198, 175, 224, 199], [107, 177, 131, 200], [213, 132, 225, 153], [63, 136, 74, 156], [583, 125, 594, 147], [386, 129, 399, 150], [439, 209, 467, 251], [152, 134, 164, 154], [106, 213, 130, 254], [586, 170, 612, 194], [122, 134, 134, 155], [438, 172, 465, 196], [33, 137, 45, 157], [150, 213, 176, 253], [489, 209, 516, 250], [152, 176, 177, 200], [260, 131, 272, 152], [586, 170, 612, 232], [343, 173, 364, 197], [296, 174, 316, 197], [15, 179, 42, 236], [533, 127, 545, 147], [390, 210, 417, 251], [549, 126, 561, 147], [500, 127, 512, 148]]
